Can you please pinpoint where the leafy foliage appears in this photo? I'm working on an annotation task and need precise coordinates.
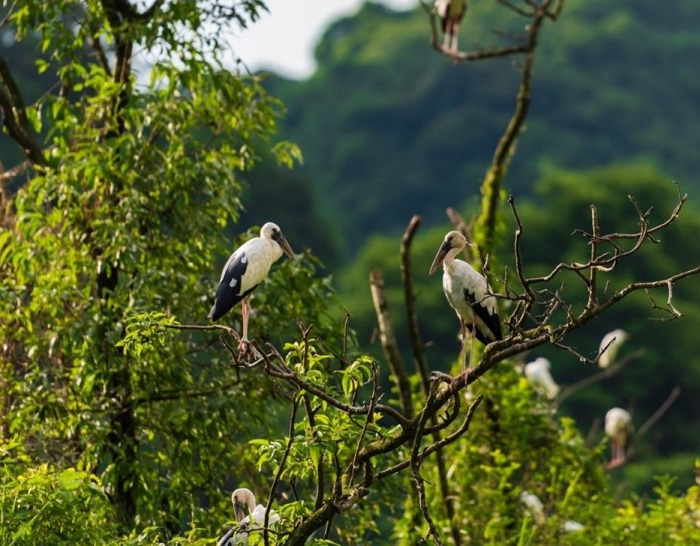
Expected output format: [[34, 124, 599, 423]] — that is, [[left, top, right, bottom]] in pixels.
[[0, 442, 118, 544]]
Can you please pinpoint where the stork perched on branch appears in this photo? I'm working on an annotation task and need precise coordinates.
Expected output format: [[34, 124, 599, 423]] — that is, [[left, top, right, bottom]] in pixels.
[[430, 230, 502, 375], [524, 357, 560, 399], [435, 0, 468, 52], [209, 222, 295, 350], [604, 407, 632, 469], [218, 487, 280, 546]]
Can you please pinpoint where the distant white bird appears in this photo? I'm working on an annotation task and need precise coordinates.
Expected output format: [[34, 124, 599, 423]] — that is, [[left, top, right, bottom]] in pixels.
[[597, 328, 629, 368], [524, 357, 560, 399], [519, 490, 545, 524], [429, 230, 502, 373], [563, 520, 585, 533], [209, 222, 295, 349], [435, 0, 468, 52], [604, 407, 633, 469], [218, 487, 280, 546]]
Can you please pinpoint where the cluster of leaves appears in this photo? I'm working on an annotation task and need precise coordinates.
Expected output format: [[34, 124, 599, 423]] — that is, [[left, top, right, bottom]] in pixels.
[[0, 441, 118, 544]]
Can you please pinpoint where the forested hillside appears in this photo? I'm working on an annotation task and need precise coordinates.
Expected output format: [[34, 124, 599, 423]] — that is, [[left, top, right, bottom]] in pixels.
[[265, 1, 700, 254]]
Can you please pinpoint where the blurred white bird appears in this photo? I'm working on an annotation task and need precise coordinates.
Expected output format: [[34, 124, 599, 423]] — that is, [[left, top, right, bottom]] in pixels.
[[604, 407, 633, 469], [598, 328, 629, 368], [524, 357, 560, 399], [218, 487, 280, 546], [563, 520, 585, 532], [519, 490, 545, 524]]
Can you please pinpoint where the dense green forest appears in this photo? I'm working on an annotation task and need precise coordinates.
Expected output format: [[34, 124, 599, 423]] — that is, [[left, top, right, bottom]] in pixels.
[[264, 1, 700, 255], [1, 0, 700, 544]]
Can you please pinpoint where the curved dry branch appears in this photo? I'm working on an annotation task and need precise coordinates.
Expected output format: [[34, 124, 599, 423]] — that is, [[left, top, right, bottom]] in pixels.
[[265, 399, 299, 545], [0, 57, 46, 167], [263, 344, 410, 427], [401, 215, 430, 396], [369, 269, 413, 418], [637, 387, 681, 439], [554, 349, 646, 408]]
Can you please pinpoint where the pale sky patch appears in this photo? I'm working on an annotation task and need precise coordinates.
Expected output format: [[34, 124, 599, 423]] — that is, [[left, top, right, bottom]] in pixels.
[[227, 0, 418, 79]]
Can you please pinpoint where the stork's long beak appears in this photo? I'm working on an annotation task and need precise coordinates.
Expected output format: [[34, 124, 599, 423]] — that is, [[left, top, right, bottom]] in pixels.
[[429, 241, 450, 275], [234, 501, 246, 523], [274, 232, 296, 260]]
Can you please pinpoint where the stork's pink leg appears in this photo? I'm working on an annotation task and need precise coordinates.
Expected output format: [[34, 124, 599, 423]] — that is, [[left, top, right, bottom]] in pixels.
[[239, 298, 250, 351], [460, 319, 468, 374], [606, 439, 626, 469], [451, 24, 460, 52], [469, 317, 477, 369]]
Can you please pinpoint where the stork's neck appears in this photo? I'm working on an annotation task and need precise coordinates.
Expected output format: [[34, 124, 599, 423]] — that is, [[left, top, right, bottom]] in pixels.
[[442, 246, 464, 271], [246, 494, 257, 512]]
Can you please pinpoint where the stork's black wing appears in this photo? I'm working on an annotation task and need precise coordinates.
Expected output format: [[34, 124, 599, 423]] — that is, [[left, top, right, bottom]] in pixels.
[[216, 527, 235, 546], [208, 250, 259, 321], [463, 287, 502, 345]]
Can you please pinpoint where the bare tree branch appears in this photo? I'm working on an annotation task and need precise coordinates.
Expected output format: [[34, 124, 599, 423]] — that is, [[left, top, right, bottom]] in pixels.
[[0, 57, 46, 167], [401, 215, 430, 397], [369, 269, 413, 419], [265, 398, 299, 546], [554, 349, 645, 408], [637, 387, 681, 439]]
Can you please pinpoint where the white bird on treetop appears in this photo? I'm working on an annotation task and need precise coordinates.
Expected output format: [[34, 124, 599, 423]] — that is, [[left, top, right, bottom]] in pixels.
[[435, 0, 468, 52], [524, 357, 560, 399], [430, 230, 502, 374], [598, 328, 629, 368], [604, 407, 632, 469], [217, 487, 280, 546], [208, 222, 295, 349]]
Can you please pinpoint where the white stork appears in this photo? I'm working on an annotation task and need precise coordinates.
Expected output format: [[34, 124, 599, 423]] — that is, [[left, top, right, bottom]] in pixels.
[[208, 222, 295, 349], [218, 487, 280, 546], [524, 357, 560, 399], [519, 490, 545, 524], [429, 230, 502, 374], [604, 407, 632, 469], [435, 0, 468, 52], [597, 328, 629, 368]]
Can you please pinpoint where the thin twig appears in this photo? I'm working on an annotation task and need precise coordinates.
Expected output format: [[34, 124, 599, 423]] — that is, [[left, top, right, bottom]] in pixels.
[[265, 398, 299, 546], [637, 387, 681, 438], [554, 349, 645, 408]]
